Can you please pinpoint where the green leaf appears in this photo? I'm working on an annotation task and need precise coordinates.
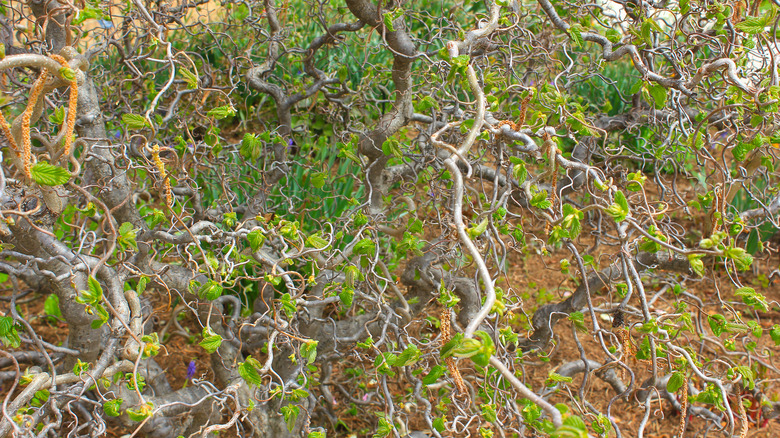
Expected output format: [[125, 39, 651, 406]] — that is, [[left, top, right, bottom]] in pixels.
[[747, 320, 763, 339], [198, 280, 223, 301], [562, 415, 587, 430], [374, 352, 398, 376], [179, 68, 198, 89], [59, 67, 76, 82], [339, 287, 354, 308], [451, 55, 470, 69], [550, 423, 588, 438], [246, 229, 266, 252], [416, 95, 439, 112], [231, 3, 250, 20], [306, 233, 329, 249], [339, 142, 361, 164], [441, 333, 465, 359], [199, 326, 223, 353], [222, 212, 237, 229], [605, 29, 622, 43], [239, 356, 264, 386], [279, 293, 297, 319], [126, 402, 154, 422], [383, 12, 395, 32], [0, 316, 20, 348], [30, 162, 70, 186], [147, 208, 166, 227], [49, 106, 65, 125], [629, 80, 644, 95], [546, 371, 574, 387], [724, 246, 754, 271], [735, 15, 771, 34], [615, 190, 628, 212], [357, 335, 374, 349], [279, 220, 300, 240], [422, 365, 446, 385], [438, 281, 460, 308], [136, 276, 149, 295], [141, 333, 160, 357], [122, 113, 149, 130], [310, 172, 327, 189], [72, 358, 89, 375], [382, 137, 402, 158], [44, 294, 62, 319], [729, 366, 755, 390], [667, 371, 685, 392], [468, 217, 489, 239], [592, 413, 612, 436], [352, 238, 376, 256], [694, 384, 726, 410], [77, 276, 103, 305], [688, 254, 705, 277], [442, 331, 495, 367], [207, 105, 236, 120], [568, 311, 587, 333], [240, 133, 261, 160], [746, 230, 760, 254], [300, 340, 318, 365], [344, 265, 363, 287], [606, 190, 629, 222], [73, 6, 103, 26], [648, 85, 668, 108], [299, 340, 319, 364], [103, 399, 123, 417], [511, 159, 528, 184], [90, 304, 109, 329], [118, 222, 138, 251], [734, 286, 769, 312], [530, 189, 552, 210], [708, 314, 727, 337], [478, 405, 496, 425], [770, 324, 780, 345], [374, 413, 395, 438], [395, 344, 421, 367], [561, 204, 583, 239], [281, 404, 300, 432], [568, 24, 584, 47]]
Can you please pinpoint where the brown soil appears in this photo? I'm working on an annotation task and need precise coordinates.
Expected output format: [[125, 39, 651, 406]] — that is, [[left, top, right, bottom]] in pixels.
[[506, 244, 780, 437]]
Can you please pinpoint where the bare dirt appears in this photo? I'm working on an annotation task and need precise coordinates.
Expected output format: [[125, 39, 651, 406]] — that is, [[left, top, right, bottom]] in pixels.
[[499, 223, 780, 438]]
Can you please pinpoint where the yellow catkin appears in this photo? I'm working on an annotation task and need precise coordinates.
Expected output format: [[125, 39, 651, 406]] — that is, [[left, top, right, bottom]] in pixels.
[[516, 94, 532, 128], [50, 54, 78, 156], [619, 328, 634, 356], [678, 373, 688, 437], [738, 395, 748, 438], [440, 308, 467, 395], [0, 111, 19, 155], [21, 69, 49, 179], [616, 327, 634, 381], [151, 144, 172, 207], [544, 130, 559, 207], [550, 155, 558, 204]]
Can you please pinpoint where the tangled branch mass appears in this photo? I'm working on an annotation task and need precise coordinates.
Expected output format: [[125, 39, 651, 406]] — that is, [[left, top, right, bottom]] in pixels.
[[1, 1, 780, 437]]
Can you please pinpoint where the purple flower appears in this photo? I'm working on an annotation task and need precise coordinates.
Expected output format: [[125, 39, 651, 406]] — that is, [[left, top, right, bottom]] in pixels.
[[186, 360, 196, 380]]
